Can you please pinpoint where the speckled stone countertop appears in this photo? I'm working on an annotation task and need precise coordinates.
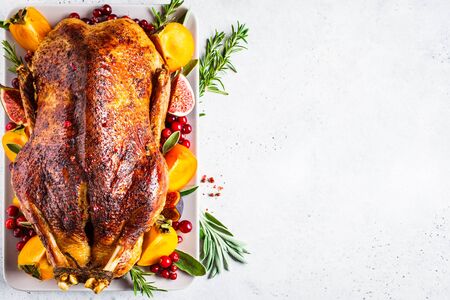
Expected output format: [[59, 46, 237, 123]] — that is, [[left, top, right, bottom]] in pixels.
[[2, 0, 450, 299]]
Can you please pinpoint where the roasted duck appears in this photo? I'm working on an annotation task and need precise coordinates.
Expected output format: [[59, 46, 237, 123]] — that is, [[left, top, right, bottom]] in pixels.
[[11, 18, 170, 293]]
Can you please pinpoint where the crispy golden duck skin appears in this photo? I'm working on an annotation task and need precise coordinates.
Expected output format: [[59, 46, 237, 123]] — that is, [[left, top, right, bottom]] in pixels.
[[11, 18, 170, 292]]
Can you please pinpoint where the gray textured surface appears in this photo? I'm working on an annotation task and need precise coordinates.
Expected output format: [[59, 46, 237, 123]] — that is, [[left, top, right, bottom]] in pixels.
[[3, 0, 450, 299]]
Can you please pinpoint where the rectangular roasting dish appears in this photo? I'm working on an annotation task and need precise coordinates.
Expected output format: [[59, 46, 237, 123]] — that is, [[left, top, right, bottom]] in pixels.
[[2, 4, 199, 292]]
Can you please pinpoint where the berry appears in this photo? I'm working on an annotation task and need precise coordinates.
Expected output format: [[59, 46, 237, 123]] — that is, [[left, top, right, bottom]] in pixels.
[[11, 78, 19, 89], [171, 122, 182, 132], [169, 252, 179, 263], [181, 139, 191, 148], [181, 124, 192, 134], [133, 18, 140, 23], [22, 235, 30, 243], [169, 265, 178, 272], [159, 256, 172, 268], [5, 122, 17, 131], [13, 228, 24, 238], [144, 24, 155, 32], [16, 215, 27, 227], [177, 116, 187, 125], [5, 218, 16, 230], [139, 20, 149, 28], [24, 51, 34, 64], [121, 15, 130, 19], [160, 269, 170, 278], [177, 235, 183, 243], [6, 205, 19, 217], [169, 272, 177, 280], [107, 14, 118, 20], [150, 264, 160, 273], [166, 114, 177, 124], [16, 241, 26, 251], [68, 12, 80, 19], [101, 4, 112, 16], [28, 229, 36, 237], [161, 128, 172, 139], [91, 17, 99, 24], [172, 221, 179, 230], [93, 9, 102, 18], [178, 220, 192, 233], [84, 18, 94, 25]]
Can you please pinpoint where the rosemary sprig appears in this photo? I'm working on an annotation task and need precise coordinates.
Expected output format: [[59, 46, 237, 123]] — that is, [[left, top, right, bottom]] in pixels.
[[2, 40, 23, 74], [129, 266, 166, 298], [200, 212, 249, 278], [151, 0, 184, 30], [199, 22, 249, 97]]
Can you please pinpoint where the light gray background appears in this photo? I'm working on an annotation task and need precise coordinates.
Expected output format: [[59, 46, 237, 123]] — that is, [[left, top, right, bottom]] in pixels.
[[2, 0, 450, 299]]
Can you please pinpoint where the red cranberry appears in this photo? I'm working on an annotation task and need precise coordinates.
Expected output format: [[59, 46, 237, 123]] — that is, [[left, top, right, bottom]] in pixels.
[[107, 14, 117, 20], [171, 122, 182, 132], [5, 218, 16, 230], [139, 20, 149, 28], [159, 256, 172, 268], [178, 220, 192, 233], [11, 78, 19, 89], [22, 235, 30, 242], [169, 272, 177, 280], [24, 51, 34, 64], [169, 252, 179, 263], [28, 229, 36, 237], [160, 269, 170, 278], [101, 4, 112, 15], [91, 17, 99, 24], [121, 15, 130, 19], [177, 235, 183, 243], [144, 24, 155, 32], [5, 122, 17, 131], [161, 128, 172, 139], [177, 116, 187, 125], [16, 215, 27, 227], [166, 114, 177, 124], [172, 221, 179, 230], [68, 12, 80, 19], [13, 228, 24, 238], [84, 18, 93, 25], [181, 139, 191, 148], [93, 8, 102, 18], [160, 137, 167, 146], [150, 264, 160, 273], [16, 241, 26, 251], [6, 205, 19, 217], [169, 264, 178, 272], [181, 124, 192, 134]]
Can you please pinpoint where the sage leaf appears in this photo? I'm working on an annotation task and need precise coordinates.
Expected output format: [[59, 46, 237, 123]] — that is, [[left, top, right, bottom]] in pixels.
[[182, 59, 198, 77], [180, 186, 198, 196], [7, 143, 21, 154], [174, 249, 206, 276], [162, 131, 180, 155]]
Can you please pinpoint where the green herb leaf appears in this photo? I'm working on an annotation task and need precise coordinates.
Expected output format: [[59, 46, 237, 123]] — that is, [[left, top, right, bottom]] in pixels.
[[199, 22, 249, 97], [151, 0, 184, 30], [162, 131, 180, 155], [180, 186, 198, 196], [6, 143, 21, 154], [199, 113, 206, 117], [129, 266, 166, 298], [174, 249, 206, 276], [2, 40, 23, 74], [200, 211, 249, 278], [182, 59, 198, 77], [0, 21, 9, 30], [178, 8, 191, 25]]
